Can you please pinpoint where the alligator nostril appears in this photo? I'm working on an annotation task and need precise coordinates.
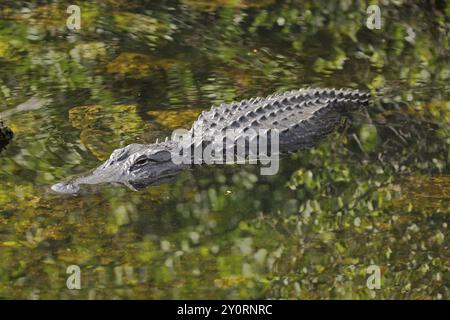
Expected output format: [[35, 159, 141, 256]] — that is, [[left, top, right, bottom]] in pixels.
[[101, 160, 115, 168]]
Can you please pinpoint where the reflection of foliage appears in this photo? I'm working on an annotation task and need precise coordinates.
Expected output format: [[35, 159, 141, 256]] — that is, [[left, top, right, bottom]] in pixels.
[[392, 176, 450, 213], [13, 2, 99, 37], [70, 42, 107, 62], [0, 0, 448, 299], [69, 104, 152, 160], [106, 53, 154, 79], [148, 109, 202, 129], [113, 11, 177, 48], [106, 53, 180, 79], [182, 0, 275, 12]]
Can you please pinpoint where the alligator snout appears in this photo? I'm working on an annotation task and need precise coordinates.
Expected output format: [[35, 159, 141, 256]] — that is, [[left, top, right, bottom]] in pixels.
[[51, 182, 81, 194]]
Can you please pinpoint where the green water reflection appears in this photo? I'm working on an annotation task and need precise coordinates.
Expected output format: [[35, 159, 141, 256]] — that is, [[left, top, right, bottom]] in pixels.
[[0, 0, 448, 299]]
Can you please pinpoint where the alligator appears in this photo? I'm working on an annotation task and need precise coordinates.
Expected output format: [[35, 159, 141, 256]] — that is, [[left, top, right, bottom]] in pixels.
[[51, 88, 370, 194]]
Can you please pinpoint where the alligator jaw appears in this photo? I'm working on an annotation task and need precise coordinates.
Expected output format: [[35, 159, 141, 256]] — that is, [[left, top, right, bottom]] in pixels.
[[50, 169, 182, 194], [51, 161, 128, 194], [51, 181, 81, 194], [51, 171, 108, 194]]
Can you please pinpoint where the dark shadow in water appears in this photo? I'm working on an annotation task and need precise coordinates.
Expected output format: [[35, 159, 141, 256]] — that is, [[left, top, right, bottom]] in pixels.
[[0, 121, 13, 152]]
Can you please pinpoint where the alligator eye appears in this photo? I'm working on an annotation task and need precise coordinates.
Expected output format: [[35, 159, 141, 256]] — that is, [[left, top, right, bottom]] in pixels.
[[133, 157, 150, 167]]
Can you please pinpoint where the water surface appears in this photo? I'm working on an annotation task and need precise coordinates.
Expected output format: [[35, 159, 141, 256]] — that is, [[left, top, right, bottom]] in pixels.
[[0, 1, 448, 299]]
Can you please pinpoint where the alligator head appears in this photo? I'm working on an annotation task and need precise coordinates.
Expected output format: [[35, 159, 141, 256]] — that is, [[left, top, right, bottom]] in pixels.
[[51, 141, 187, 194]]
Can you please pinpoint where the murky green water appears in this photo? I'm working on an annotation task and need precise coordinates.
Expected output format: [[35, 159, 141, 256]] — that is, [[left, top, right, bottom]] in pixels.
[[0, 1, 448, 299]]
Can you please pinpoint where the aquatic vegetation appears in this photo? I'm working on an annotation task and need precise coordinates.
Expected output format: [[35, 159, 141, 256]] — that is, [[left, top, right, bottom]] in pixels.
[[69, 104, 151, 160], [148, 109, 203, 129], [106, 53, 180, 80], [391, 176, 450, 214], [112, 11, 178, 48], [181, 0, 276, 12]]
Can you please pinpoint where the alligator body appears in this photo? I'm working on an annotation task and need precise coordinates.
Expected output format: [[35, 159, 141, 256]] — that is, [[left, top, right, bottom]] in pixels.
[[52, 88, 370, 194]]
